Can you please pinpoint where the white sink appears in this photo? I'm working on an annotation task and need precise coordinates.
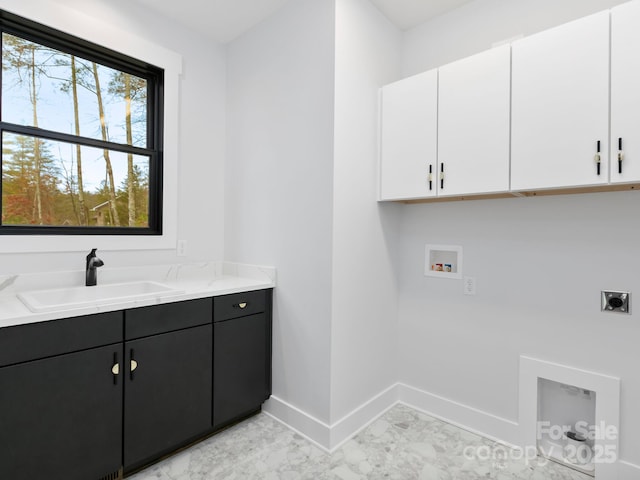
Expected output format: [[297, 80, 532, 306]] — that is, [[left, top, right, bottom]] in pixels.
[[18, 281, 184, 313]]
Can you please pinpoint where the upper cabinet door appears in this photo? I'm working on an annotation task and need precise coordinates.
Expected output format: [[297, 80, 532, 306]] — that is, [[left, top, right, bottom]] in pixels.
[[611, 1, 640, 183], [438, 45, 511, 196], [511, 11, 610, 191], [379, 69, 438, 200]]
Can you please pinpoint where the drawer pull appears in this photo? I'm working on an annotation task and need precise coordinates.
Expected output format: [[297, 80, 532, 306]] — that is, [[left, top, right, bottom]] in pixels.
[[131, 360, 138, 372], [111, 363, 120, 376], [235, 302, 248, 309]]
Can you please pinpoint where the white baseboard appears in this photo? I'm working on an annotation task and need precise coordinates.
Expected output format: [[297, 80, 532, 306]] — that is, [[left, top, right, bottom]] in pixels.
[[264, 384, 399, 451], [618, 460, 640, 479], [264, 383, 517, 451], [262, 396, 331, 452], [265, 383, 638, 479], [397, 383, 520, 448], [328, 383, 399, 451]]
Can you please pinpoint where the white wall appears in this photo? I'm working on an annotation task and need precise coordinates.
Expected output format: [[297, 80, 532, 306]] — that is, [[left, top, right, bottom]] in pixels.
[[225, 0, 336, 423], [330, 0, 401, 423], [225, 0, 404, 437], [10, 0, 639, 467], [0, 0, 226, 273], [402, 0, 629, 76], [398, 0, 640, 466]]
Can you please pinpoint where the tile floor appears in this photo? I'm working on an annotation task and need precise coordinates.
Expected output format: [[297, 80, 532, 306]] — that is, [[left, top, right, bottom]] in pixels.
[[129, 404, 592, 480]]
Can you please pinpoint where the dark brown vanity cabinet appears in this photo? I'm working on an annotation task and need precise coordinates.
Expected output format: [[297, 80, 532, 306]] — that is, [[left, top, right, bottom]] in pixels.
[[213, 289, 272, 429], [0, 312, 124, 480], [124, 299, 213, 472]]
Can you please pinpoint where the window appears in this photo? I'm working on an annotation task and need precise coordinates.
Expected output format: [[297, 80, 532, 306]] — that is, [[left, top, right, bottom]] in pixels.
[[0, 10, 163, 235]]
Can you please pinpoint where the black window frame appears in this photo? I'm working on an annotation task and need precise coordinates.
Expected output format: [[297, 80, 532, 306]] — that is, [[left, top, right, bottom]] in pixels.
[[0, 10, 164, 235]]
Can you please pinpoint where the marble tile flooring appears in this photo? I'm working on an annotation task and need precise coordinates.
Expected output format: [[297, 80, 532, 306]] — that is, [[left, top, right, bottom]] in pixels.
[[129, 404, 592, 480]]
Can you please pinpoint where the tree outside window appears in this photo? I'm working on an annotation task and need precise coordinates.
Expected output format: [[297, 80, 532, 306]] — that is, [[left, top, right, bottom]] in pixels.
[[0, 13, 163, 234]]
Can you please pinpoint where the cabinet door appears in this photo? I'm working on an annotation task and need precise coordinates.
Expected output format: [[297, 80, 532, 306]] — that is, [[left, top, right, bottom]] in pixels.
[[511, 11, 609, 190], [438, 45, 511, 196], [379, 69, 438, 200], [124, 324, 212, 471], [214, 313, 268, 428], [611, 1, 640, 183], [0, 345, 123, 480]]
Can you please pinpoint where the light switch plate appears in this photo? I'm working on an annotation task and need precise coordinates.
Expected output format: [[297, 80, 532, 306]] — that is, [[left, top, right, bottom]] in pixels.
[[177, 240, 187, 257], [464, 276, 476, 295]]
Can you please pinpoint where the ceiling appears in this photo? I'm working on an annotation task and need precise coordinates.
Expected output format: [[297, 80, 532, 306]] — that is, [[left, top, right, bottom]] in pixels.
[[369, 0, 475, 31], [131, 0, 476, 44]]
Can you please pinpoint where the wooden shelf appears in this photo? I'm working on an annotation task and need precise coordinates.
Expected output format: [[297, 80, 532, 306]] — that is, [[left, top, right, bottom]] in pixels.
[[401, 183, 640, 204]]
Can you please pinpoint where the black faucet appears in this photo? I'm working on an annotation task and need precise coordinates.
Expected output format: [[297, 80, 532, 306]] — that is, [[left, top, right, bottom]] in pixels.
[[86, 248, 104, 286]]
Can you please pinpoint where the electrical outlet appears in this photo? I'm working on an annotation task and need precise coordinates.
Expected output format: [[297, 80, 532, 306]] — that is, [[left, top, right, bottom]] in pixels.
[[601, 291, 630, 313], [463, 276, 476, 295], [177, 240, 187, 257]]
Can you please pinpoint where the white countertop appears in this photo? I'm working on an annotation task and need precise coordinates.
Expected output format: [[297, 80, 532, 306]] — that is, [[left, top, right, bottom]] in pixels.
[[0, 262, 276, 329]]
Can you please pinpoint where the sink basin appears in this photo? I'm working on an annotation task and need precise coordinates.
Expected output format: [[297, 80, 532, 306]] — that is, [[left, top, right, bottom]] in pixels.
[[18, 281, 184, 313]]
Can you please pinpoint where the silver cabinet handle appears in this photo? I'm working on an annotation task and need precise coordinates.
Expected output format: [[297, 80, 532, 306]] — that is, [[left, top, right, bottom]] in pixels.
[[131, 360, 138, 372]]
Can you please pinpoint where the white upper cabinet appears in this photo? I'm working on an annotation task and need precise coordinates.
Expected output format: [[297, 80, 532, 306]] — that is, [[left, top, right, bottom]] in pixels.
[[611, 0, 640, 184], [379, 69, 438, 200], [511, 11, 610, 191], [438, 45, 511, 196]]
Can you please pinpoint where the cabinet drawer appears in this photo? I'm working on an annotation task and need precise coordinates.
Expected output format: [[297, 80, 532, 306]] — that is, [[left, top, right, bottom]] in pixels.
[[125, 298, 212, 340], [214, 290, 267, 322], [0, 311, 123, 367]]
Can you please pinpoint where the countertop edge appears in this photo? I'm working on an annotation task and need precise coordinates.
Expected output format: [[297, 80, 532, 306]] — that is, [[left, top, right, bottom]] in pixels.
[[0, 262, 276, 329]]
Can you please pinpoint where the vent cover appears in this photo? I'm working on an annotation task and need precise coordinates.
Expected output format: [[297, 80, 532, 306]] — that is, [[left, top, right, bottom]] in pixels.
[[98, 467, 123, 480]]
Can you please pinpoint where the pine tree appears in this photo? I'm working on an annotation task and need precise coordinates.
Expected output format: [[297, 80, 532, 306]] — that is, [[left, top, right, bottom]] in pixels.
[[2, 134, 59, 225], [2, 34, 49, 224], [109, 71, 147, 226]]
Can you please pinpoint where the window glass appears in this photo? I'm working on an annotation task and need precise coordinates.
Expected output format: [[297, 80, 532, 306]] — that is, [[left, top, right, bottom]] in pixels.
[[0, 16, 162, 234], [2, 132, 150, 227], [2, 33, 148, 148]]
